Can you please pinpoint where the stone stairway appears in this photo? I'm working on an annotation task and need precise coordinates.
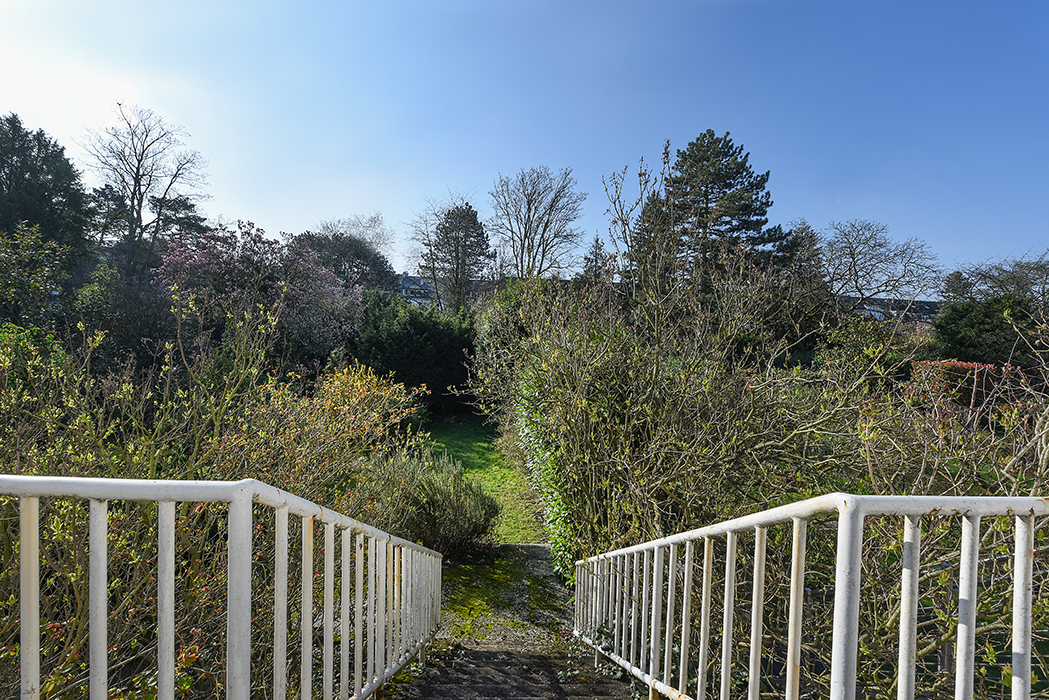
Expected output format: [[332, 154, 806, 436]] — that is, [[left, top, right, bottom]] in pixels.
[[399, 646, 633, 699], [392, 544, 635, 700]]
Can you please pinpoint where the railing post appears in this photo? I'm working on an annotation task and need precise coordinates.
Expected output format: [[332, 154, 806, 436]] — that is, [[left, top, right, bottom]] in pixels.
[[324, 522, 335, 700], [697, 537, 713, 700], [227, 488, 253, 700], [354, 533, 364, 699], [956, 515, 981, 700], [830, 502, 864, 700], [747, 527, 767, 700], [301, 515, 315, 700], [897, 515, 920, 700], [650, 546, 664, 681], [1013, 513, 1034, 700], [720, 531, 737, 700], [275, 506, 289, 700], [663, 544, 677, 685], [678, 541, 694, 695], [20, 496, 40, 700], [159, 501, 176, 700], [786, 518, 807, 700], [340, 527, 351, 700], [89, 499, 108, 700]]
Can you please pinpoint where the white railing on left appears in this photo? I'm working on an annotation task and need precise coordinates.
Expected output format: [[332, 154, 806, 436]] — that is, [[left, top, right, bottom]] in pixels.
[[1, 475, 442, 700]]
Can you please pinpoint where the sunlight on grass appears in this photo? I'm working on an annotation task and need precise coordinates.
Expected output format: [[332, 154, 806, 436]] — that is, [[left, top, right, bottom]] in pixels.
[[427, 416, 545, 543]]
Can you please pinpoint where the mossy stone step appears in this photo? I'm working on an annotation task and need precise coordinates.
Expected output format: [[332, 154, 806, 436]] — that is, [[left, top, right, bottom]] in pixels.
[[397, 647, 634, 699]]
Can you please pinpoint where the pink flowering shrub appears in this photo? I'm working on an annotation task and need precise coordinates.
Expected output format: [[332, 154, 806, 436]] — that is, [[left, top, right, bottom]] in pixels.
[[155, 221, 361, 369]]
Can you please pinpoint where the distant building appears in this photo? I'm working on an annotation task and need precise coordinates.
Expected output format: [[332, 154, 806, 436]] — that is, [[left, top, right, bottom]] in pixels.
[[841, 297, 940, 323], [398, 272, 437, 306]]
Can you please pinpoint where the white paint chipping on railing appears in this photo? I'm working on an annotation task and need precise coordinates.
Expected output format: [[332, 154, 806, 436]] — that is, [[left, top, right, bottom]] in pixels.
[[574, 492, 1049, 700], [1, 475, 442, 700]]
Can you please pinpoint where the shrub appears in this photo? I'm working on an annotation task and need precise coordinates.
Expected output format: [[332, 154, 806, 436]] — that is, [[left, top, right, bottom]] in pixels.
[[350, 291, 475, 413], [399, 453, 500, 561], [0, 300, 492, 696]]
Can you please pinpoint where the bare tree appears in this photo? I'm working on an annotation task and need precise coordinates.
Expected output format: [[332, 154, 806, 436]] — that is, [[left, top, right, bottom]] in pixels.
[[316, 212, 394, 254], [822, 219, 941, 313], [83, 104, 206, 279], [962, 252, 1049, 303], [488, 165, 586, 278]]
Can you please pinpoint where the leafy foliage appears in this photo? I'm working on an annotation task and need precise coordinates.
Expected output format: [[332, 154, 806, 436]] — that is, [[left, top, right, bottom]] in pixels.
[[155, 220, 362, 373], [351, 290, 475, 412], [0, 302, 496, 696], [0, 223, 68, 327], [0, 114, 90, 261], [934, 293, 1036, 368]]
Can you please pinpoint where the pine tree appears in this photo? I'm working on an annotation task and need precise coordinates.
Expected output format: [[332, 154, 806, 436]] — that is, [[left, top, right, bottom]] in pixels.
[[662, 130, 785, 291], [417, 201, 491, 312]]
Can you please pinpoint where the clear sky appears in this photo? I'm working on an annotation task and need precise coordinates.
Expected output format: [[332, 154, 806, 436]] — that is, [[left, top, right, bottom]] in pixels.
[[2, 0, 1046, 275]]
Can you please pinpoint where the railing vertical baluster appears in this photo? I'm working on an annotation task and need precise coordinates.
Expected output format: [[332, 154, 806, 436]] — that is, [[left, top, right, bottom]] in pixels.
[[601, 557, 608, 639], [697, 536, 714, 700], [574, 562, 582, 635], [386, 538, 394, 668], [613, 556, 623, 658], [640, 549, 652, 672], [355, 533, 364, 699], [89, 498, 108, 700], [630, 551, 640, 668], [663, 544, 677, 685], [650, 546, 664, 681], [227, 489, 253, 700], [955, 515, 981, 700], [596, 559, 603, 639], [620, 555, 629, 659], [720, 530, 737, 700], [1013, 514, 1034, 700], [679, 540, 694, 695], [275, 506, 289, 700], [747, 527, 767, 700], [340, 528, 350, 700], [588, 559, 593, 638], [393, 543, 402, 663], [159, 501, 176, 700], [20, 496, 40, 700], [830, 503, 864, 700], [324, 522, 334, 700], [301, 515, 314, 700], [786, 518, 807, 700], [373, 541, 381, 688], [407, 549, 415, 654], [608, 557, 617, 646], [376, 538, 387, 683], [897, 515, 920, 700]]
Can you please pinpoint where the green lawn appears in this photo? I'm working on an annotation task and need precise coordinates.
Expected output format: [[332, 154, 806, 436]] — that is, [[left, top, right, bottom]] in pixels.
[[426, 415, 545, 544]]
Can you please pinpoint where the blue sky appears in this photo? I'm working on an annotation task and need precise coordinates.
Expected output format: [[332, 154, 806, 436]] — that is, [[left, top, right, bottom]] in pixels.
[[2, 0, 1046, 275]]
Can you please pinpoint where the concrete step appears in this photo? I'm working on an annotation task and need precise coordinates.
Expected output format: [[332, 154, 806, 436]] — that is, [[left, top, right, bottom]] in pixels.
[[396, 646, 635, 700]]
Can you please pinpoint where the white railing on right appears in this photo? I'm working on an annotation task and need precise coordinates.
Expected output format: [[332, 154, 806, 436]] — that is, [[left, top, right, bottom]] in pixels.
[[574, 493, 1049, 700]]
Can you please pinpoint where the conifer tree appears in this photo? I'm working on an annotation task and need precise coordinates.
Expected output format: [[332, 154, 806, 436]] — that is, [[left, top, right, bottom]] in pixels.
[[661, 130, 785, 292]]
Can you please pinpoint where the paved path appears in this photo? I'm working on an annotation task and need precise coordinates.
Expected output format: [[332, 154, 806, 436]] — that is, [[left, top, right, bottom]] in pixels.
[[395, 544, 634, 699]]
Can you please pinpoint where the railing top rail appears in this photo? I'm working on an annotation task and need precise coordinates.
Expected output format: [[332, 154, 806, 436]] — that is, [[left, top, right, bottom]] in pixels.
[[580, 492, 1049, 563], [0, 475, 441, 558]]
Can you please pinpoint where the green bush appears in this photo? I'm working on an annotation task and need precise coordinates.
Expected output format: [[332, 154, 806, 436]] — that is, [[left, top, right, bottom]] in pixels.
[[350, 291, 475, 412], [0, 295, 491, 696], [398, 453, 500, 561]]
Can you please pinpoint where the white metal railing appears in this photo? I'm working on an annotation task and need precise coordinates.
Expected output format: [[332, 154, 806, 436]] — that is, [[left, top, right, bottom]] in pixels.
[[575, 492, 1049, 700], [1, 475, 442, 700]]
